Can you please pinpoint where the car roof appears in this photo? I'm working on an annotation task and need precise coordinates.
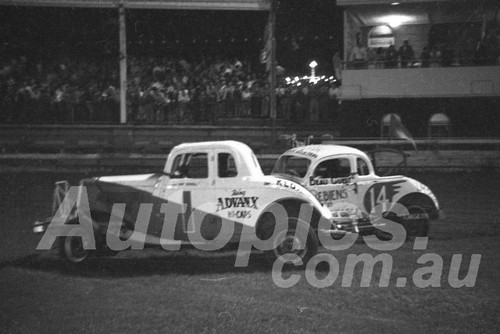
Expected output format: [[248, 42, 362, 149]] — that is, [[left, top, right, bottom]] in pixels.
[[170, 140, 264, 177], [174, 140, 252, 152], [283, 144, 369, 161]]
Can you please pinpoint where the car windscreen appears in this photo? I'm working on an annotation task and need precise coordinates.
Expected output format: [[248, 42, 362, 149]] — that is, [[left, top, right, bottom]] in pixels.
[[272, 155, 311, 180]]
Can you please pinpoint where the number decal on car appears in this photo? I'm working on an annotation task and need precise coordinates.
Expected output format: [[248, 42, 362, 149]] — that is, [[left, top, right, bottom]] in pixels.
[[364, 181, 405, 213]]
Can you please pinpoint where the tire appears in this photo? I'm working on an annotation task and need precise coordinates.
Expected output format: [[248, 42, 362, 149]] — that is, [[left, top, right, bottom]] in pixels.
[[373, 228, 394, 241], [270, 217, 319, 266], [58, 226, 94, 263], [374, 205, 429, 240], [403, 205, 429, 238], [58, 220, 118, 263]]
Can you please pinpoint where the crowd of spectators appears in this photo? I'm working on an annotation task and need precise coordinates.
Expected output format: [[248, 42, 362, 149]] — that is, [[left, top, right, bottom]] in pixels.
[[348, 35, 500, 69], [0, 56, 120, 124], [0, 54, 339, 124]]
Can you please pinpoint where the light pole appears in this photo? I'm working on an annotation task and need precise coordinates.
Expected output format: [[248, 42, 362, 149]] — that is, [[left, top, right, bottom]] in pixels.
[[309, 60, 318, 80]]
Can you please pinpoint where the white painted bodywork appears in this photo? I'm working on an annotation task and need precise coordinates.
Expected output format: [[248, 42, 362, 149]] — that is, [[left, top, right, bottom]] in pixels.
[[84, 141, 331, 245], [273, 145, 441, 220]]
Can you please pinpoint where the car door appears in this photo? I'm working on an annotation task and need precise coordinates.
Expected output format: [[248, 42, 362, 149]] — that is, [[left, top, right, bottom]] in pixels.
[[212, 150, 248, 243], [306, 156, 361, 217], [153, 150, 214, 240], [350, 155, 376, 216]]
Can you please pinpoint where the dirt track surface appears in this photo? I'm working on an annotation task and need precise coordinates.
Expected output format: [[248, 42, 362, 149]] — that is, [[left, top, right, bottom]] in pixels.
[[0, 172, 499, 333]]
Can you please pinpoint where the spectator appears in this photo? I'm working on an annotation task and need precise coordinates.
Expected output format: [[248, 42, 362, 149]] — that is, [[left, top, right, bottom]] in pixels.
[[385, 44, 399, 68], [399, 40, 415, 68], [328, 83, 338, 120], [430, 46, 442, 67], [332, 51, 343, 81], [276, 83, 286, 119], [318, 84, 329, 120], [216, 79, 227, 119], [374, 47, 386, 69], [2, 53, 337, 125], [420, 46, 432, 67], [308, 84, 320, 121], [232, 80, 242, 118], [260, 82, 270, 118], [240, 85, 252, 117], [206, 80, 218, 123], [295, 85, 309, 121], [177, 85, 191, 122], [349, 41, 368, 69], [225, 79, 236, 118]]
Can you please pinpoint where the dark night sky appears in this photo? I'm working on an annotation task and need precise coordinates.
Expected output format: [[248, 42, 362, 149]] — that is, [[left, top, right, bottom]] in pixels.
[[0, 0, 342, 73]]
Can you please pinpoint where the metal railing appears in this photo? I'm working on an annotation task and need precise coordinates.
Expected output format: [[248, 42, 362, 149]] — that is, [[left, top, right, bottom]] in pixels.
[[343, 57, 500, 70]]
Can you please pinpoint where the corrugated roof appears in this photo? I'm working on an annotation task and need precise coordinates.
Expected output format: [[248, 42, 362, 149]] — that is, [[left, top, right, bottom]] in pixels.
[[0, 0, 271, 10]]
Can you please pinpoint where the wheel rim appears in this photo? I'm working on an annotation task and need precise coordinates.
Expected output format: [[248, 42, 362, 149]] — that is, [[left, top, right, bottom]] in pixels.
[[273, 230, 308, 263], [64, 230, 91, 263]]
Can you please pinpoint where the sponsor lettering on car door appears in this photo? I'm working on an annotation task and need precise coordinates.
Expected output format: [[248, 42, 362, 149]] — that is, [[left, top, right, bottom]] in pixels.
[[307, 156, 362, 217]]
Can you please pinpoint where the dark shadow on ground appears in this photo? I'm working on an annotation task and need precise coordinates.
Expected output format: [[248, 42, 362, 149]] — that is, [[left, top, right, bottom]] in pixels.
[[0, 248, 286, 278]]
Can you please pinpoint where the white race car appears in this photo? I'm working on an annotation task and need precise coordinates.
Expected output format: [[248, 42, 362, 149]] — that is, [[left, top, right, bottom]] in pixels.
[[34, 141, 332, 264], [272, 145, 443, 237]]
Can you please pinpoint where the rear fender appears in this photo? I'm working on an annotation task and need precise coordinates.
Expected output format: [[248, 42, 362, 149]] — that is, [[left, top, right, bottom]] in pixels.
[[397, 193, 440, 220]]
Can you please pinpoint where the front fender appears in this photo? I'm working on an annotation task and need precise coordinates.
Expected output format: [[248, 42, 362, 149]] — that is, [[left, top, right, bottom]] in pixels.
[[261, 176, 333, 221]]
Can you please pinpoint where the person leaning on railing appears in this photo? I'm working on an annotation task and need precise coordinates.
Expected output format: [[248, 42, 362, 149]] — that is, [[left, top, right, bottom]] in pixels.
[[349, 42, 368, 69], [399, 40, 415, 68], [383, 44, 398, 69]]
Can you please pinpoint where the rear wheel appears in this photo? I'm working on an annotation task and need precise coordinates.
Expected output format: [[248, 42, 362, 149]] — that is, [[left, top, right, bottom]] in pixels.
[[374, 204, 429, 241], [58, 219, 119, 263], [59, 227, 93, 263], [271, 217, 319, 266], [403, 205, 429, 237]]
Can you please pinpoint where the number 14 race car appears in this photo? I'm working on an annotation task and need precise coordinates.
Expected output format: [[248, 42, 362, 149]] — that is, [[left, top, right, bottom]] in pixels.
[[272, 144, 444, 238]]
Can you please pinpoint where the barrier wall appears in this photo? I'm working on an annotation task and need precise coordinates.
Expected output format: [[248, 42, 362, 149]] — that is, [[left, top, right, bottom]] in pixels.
[[1, 125, 499, 172], [0, 123, 349, 156], [341, 66, 500, 99], [1, 149, 498, 174]]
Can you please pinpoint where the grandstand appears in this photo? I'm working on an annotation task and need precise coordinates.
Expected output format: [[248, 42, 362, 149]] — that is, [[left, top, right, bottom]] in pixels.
[[336, 0, 500, 137], [0, 0, 499, 156]]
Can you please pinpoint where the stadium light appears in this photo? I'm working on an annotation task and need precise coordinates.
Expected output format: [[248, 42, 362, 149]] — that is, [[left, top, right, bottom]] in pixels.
[[377, 14, 414, 28], [309, 60, 318, 82]]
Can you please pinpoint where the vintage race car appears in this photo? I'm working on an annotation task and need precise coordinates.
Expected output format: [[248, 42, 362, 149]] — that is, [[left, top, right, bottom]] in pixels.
[[272, 145, 443, 237], [34, 141, 333, 264]]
